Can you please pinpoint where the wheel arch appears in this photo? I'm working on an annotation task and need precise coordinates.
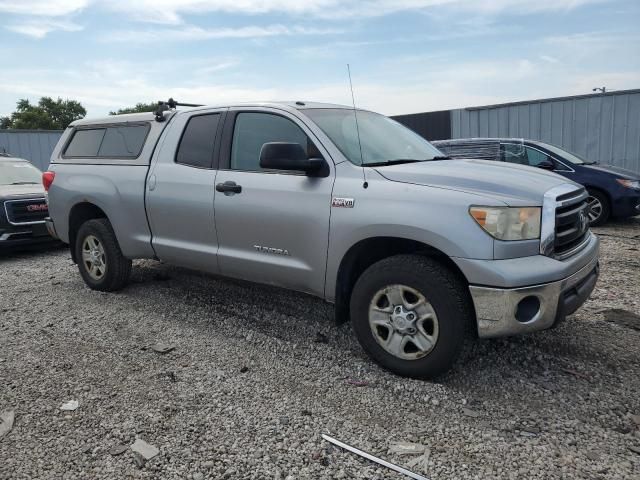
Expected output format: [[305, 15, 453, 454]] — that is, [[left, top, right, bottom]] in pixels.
[[332, 236, 471, 325], [68, 202, 109, 263], [584, 184, 612, 204]]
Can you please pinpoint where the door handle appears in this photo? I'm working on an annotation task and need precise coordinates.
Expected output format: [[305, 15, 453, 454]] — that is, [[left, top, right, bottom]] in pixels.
[[216, 181, 242, 195]]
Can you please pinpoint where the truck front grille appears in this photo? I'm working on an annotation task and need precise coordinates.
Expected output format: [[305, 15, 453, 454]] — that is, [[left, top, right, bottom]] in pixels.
[[4, 198, 49, 225], [554, 189, 589, 258]]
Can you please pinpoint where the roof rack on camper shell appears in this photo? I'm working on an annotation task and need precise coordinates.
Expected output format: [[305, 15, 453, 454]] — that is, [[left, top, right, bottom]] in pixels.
[[153, 98, 204, 122]]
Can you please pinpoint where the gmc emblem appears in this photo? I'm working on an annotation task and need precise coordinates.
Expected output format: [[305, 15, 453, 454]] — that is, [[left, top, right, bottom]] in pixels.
[[27, 204, 48, 212]]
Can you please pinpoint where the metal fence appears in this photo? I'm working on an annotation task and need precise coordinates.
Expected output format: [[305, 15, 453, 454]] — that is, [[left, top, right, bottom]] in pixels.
[[451, 89, 640, 173], [0, 130, 63, 171]]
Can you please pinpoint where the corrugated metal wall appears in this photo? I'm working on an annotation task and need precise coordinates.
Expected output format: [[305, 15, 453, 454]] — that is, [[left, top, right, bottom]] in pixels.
[[451, 89, 640, 173], [0, 130, 63, 171]]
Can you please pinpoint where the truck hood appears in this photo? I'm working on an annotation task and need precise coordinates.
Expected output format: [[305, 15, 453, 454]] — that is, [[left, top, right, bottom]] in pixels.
[[0, 183, 45, 200], [373, 159, 577, 206]]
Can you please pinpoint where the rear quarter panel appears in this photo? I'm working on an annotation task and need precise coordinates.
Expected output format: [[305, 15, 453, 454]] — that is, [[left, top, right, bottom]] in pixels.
[[47, 164, 155, 258]]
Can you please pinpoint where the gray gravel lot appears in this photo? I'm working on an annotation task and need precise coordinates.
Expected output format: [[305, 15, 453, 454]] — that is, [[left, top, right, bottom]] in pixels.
[[1, 220, 639, 479]]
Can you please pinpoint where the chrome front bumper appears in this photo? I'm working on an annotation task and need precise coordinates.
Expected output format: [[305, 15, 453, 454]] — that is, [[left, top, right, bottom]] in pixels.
[[470, 253, 599, 338]]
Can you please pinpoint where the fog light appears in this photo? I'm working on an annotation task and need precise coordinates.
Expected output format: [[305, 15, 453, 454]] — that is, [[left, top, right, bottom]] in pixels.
[[515, 296, 541, 323]]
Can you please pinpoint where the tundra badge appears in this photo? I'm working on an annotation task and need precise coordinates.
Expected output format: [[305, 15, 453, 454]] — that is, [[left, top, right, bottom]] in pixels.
[[254, 245, 290, 256]]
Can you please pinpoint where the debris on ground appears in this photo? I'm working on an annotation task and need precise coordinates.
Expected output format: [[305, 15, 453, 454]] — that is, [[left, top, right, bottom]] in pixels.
[[389, 442, 427, 456], [130, 438, 159, 460], [150, 343, 176, 354], [240, 366, 249, 373], [560, 368, 590, 380], [59, 400, 79, 411], [323, 434, 428, 480], [345, 378, 369, 387], [0, 410, 15, 438], [462, 408, 480, 418], [133, 452, 146, 469], [407, 448, 431, 472], [109, 445, 128, 456]]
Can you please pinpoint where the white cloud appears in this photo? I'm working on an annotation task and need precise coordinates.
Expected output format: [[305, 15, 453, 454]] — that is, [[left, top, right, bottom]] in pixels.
[[0, 0, 88, 16], [103, 24, 340, 43], [6, 19, 83, 38], [0, 0, 611, 24]]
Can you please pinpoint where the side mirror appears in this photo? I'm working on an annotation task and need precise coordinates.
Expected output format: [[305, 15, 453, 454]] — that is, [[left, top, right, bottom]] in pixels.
[[259, 142, 326, 176], [537, 160, 555, 170]]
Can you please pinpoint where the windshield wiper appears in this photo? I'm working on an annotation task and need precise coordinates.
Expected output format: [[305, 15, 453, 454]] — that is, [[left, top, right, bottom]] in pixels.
[[10, 181, 39, 185], [364, 159, 425, 167], [365, 156, 451, 167]]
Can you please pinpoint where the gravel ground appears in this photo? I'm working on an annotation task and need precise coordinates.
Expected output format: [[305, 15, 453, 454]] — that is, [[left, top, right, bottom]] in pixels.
[[1, 219, 639, 480]]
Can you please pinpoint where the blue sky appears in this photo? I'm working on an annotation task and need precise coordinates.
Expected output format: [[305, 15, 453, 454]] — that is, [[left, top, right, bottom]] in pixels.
[[0, 0, 639, 117]]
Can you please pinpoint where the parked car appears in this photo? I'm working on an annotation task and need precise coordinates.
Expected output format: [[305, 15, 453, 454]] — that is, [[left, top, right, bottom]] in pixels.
[[44, 102, 599, 378], [0, 154, 54, 248], [433, 138, 640, 226]]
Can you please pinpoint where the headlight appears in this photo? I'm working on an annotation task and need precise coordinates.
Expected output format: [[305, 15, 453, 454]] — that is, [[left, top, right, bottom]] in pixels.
[[616, 179, 640, 190], [469, 206, 541, 241]]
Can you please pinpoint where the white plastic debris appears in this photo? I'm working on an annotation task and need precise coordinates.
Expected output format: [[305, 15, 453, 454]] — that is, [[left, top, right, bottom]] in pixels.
[[389, 442, 427, 456], [0, 410, 15, 438], [151, 343, 175, 354], [130, 438, 159, 460], [60, 400, 79, 411]]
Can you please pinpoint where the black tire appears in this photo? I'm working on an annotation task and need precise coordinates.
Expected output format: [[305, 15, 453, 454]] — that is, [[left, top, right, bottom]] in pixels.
[[75, 218, 131, 291], [586, 189, 610, 227], [350, 254, 473, 379]]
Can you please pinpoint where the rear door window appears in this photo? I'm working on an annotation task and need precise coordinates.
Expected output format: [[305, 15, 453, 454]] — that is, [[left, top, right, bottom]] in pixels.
[[175, 114, 221, 168]]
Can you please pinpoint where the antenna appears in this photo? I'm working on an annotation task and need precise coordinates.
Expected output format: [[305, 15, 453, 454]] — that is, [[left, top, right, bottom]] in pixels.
[[347, 64, 368, 189]]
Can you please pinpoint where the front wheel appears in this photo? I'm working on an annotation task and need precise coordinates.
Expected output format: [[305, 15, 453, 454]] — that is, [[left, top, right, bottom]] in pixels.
[[586, 189, 610, 226], [350, 254, 473, 379], [75, 218, 131, 291]]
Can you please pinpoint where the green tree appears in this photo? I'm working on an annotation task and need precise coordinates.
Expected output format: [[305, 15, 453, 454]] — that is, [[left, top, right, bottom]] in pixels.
[[110, 102, 158, 115], [1, 97, 86, 130]]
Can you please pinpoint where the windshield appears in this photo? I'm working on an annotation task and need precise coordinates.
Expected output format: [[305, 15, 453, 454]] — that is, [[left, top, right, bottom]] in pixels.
[[0, 160, 42, 185], [304, 108, 444, 166], [536, 142, 587, 164]]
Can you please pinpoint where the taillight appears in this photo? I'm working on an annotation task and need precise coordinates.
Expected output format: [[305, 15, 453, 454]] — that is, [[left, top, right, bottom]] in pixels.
[[43, 171, 56, 192]]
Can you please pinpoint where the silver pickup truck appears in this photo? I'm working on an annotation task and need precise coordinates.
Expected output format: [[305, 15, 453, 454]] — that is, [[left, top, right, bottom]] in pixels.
[[44, 101, 599, 378]]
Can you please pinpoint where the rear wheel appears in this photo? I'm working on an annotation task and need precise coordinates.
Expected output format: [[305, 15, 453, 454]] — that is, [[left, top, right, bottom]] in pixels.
[[350, 254, 473, 379], [75, 218, 131, 291], [586, 189, 610, 226]]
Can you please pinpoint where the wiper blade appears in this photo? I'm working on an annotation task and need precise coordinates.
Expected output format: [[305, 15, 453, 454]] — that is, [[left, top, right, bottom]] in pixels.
[[10, 182, 39, 185], [365, 156, 451, 167], [364, 159, 424, 167]]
